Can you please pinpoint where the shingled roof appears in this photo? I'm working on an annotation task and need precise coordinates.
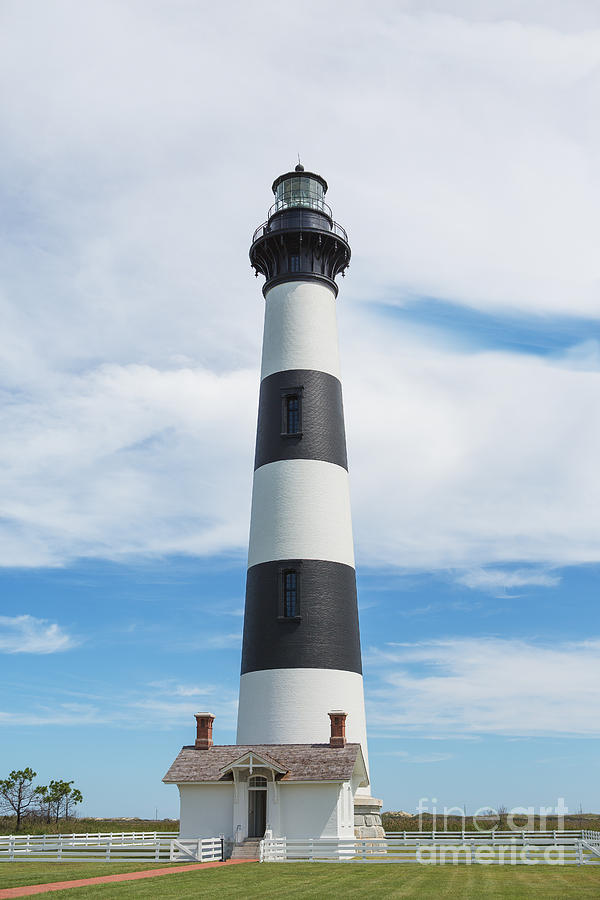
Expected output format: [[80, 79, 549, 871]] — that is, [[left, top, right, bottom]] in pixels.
[[163, 743, 367, 785]]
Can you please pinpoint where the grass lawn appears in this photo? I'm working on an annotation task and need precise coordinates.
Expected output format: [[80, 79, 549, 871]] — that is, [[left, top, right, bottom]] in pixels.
[[0, 862, 179, 890], [2, 863, 598, 899]]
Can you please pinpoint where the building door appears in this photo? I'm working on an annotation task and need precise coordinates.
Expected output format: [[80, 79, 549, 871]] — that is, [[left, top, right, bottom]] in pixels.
[[248, 776, 267, 837]]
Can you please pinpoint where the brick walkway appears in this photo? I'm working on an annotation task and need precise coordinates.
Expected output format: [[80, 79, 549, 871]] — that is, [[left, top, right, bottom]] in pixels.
[[0, 859, 257, 898]]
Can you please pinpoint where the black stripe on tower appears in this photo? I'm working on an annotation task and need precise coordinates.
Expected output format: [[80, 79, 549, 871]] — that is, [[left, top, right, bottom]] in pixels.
[[254, 369, 348, 471], [241, 559, 362, 674]]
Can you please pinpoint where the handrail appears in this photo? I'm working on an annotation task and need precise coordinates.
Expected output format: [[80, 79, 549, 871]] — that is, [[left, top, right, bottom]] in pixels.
[[252, 216, 348, 245]]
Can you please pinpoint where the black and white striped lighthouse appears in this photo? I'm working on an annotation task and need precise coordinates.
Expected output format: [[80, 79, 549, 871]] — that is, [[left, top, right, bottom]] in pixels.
[[236, 165, 377, 805]]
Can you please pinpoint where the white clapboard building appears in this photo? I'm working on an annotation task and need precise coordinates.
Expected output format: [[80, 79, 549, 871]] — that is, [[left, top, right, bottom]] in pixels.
[[164, 166, 384, 849], [164, 712, 370, 843]]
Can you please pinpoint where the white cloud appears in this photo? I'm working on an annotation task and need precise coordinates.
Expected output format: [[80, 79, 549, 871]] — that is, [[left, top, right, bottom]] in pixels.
[[1, 2, 600, 571], [455, 568, 561, 592], [0, 364, 257, 566], [147, 682, 217, 698], [206, 633, 243, 650], [343, 317, 600, 569], [366, 637, 600, 737], [2, 2, 600, 376], [380, 751, 453, 763], [0, 680, 238, 730], [0, 615, 75, 654], [0, 322, 598, 571]]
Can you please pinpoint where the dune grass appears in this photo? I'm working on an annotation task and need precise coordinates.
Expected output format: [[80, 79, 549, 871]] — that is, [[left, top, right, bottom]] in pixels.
[[0, 817, 178, 836]]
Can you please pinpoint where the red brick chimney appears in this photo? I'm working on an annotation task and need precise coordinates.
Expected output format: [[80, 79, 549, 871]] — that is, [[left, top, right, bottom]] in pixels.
[[194, 712, 215, 749], [328, 710, 347, 748]]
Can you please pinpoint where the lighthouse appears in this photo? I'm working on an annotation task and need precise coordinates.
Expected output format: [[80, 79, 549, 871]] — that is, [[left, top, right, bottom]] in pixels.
[[237, 165, 377, 806], [164, 165, 383, 846]]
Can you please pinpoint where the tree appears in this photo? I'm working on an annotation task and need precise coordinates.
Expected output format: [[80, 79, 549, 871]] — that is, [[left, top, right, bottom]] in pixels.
[[0, 768, 38, 830], [65, 787, 83, 819], [34, 783, 55, 823], [34, 784, 51, 823], [35, 781, 64, 823], [36, 779, 83, 822]]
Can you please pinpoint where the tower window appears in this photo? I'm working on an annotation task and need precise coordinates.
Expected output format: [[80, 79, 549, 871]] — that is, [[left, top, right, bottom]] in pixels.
[[277, 563, 301, 620], [286, 395, 300, 434], [289, 255, 301, 272], [283, 569, 298, 617], [281, 388, 302, 436]]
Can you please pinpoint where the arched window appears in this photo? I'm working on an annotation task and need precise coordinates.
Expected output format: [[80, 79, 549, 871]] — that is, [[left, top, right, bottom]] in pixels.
[[248, 775, 268, 789]]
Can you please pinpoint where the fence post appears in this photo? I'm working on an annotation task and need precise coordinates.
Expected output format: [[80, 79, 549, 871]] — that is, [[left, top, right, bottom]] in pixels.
[[106, 841, 111, 862], [9, 837, 14, 862], [577, 841, 583, 866], [155, 841, 160, 862]]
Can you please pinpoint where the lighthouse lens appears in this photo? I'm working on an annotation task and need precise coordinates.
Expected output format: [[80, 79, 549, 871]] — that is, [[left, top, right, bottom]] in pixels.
[[275, 176, 326, 213]]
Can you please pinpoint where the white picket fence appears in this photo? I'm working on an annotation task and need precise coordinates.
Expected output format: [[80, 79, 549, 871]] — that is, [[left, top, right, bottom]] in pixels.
[[4, 829, 598, 866], [260, 830, 600, 866], [0, 831, 222, 863]]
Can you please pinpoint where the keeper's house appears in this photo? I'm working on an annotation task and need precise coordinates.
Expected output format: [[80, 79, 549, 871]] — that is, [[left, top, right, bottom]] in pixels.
[[163, 712, 371, 842]]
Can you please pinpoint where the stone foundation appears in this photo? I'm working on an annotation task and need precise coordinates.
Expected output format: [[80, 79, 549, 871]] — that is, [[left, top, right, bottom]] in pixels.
[[354, 795, 385, 839]]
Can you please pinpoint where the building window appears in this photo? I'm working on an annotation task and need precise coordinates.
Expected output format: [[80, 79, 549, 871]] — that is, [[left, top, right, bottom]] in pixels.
[[289, 255, 301, 272], [285, 394, 300, 434], [248, 775, 267, 788], [283, 569, 298, 617], [281, 388, 302, 436]]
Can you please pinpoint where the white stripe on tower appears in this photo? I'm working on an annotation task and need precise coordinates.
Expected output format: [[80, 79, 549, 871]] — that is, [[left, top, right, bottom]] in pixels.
[[260, 281, 342, 380], [248, 458, 355, 569]]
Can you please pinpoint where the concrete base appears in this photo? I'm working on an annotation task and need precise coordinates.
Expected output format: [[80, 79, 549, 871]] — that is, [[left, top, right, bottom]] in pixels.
[[354, 795, 385, 839]]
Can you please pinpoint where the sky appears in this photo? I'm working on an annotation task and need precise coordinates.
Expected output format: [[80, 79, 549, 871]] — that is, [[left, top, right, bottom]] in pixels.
[[1, 0, 599, 820]]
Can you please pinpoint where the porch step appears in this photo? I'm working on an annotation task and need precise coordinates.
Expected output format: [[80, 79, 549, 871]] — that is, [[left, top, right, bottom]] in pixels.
[[230, 838, 261, 860]]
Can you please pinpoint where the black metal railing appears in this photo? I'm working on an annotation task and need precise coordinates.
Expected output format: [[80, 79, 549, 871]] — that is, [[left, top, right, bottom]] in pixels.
[[252, 213, 348, 245]]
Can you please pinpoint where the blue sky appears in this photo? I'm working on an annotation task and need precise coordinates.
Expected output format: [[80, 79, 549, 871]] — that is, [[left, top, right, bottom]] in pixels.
[[1, 0, 599, 819]]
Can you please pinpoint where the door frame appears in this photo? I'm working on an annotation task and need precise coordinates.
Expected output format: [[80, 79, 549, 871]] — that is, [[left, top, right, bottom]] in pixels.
[[247, 776, 268, 838]]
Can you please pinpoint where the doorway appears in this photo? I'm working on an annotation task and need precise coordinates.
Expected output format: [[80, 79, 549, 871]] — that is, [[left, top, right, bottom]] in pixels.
[[247, 775, 267, 837]]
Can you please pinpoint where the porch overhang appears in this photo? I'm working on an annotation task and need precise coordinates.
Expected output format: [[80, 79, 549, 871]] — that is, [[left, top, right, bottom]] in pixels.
[[219, 750, 288, 779]]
